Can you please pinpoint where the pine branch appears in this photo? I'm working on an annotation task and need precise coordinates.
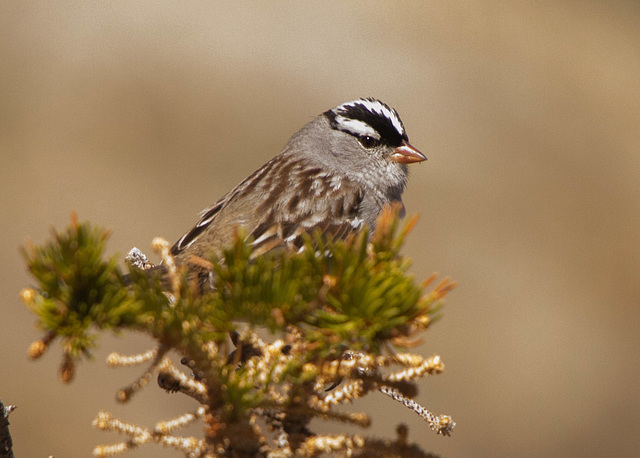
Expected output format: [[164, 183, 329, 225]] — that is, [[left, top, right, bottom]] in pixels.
[[0, 400, 16, 458], [20, 207, 456, 456]]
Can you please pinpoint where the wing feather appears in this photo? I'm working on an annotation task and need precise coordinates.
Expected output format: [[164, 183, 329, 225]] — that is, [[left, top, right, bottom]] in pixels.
[[170, 151, 365, 263]]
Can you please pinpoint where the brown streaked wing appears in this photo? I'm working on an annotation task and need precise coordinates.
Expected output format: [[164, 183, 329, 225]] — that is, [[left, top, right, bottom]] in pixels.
[[247, 173, 365, 257], [170, 152, 366, 262]]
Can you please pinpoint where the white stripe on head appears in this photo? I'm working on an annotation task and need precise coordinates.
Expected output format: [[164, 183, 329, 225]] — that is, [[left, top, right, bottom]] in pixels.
[[334, 115, 380, 139]]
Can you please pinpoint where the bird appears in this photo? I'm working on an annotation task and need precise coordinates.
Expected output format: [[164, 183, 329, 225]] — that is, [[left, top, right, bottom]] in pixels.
[[169, 98, 426, 278]]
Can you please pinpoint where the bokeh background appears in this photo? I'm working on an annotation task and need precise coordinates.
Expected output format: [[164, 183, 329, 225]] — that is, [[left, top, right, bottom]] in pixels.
[[2, 2, 639, 457]]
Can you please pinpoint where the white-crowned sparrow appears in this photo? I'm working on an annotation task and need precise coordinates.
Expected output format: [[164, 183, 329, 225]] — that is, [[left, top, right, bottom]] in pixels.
[[171, 98, 426, 267]]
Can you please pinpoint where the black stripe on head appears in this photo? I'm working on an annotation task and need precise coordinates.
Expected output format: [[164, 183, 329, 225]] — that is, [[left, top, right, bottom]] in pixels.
[[324, 98, 408, 147]]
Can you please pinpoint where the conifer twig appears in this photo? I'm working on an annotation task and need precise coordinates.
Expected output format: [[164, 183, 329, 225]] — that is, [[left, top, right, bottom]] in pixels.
[[0, 400, 16, 458]]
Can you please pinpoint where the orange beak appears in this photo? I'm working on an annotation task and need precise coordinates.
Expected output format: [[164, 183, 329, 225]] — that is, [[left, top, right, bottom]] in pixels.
[[390, 141, 427, 164]]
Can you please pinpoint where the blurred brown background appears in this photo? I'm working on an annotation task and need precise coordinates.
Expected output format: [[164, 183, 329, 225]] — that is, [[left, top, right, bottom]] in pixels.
[[2, 1, 639, 457]]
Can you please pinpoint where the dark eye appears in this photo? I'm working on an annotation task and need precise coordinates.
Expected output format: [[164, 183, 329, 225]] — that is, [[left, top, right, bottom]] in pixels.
[[359, 136, 380, 149]]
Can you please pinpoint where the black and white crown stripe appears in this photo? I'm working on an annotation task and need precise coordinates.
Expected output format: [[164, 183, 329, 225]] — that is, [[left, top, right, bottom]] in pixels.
[[325, 98, 408, 146], [338, 98, 406, 137]]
